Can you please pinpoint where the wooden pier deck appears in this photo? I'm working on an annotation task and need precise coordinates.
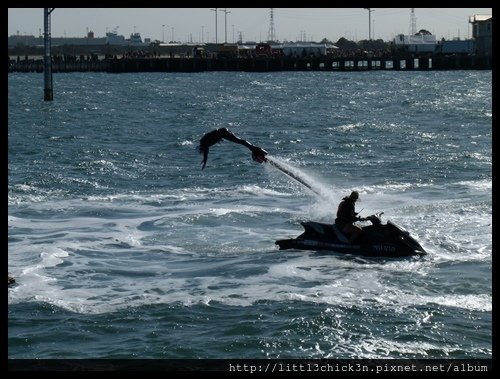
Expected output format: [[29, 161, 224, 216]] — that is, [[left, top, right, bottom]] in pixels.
[[8, 55, 492, 73]]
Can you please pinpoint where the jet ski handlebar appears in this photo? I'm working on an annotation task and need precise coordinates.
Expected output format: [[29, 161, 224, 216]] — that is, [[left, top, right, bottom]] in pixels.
[[364, 212, 384, 225]]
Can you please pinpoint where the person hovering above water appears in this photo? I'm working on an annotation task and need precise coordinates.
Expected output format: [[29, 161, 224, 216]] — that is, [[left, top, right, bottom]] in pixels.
[[334, 191, 365, 243], [197, 128, 268, 169]]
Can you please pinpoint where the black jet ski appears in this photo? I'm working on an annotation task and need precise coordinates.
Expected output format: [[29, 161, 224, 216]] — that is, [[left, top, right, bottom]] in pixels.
[[275, 213, 426, 257]]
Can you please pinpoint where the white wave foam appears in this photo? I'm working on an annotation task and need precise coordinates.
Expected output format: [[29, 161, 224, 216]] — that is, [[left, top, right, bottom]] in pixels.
[[418, 294, 491, 312], [9, 247, 490, 316], [8, 168, 491, 317]]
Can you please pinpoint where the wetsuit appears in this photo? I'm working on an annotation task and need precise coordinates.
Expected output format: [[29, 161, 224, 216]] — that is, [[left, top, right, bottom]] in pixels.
[[198, 128, 267, 169], [334, 198, 359, 228]]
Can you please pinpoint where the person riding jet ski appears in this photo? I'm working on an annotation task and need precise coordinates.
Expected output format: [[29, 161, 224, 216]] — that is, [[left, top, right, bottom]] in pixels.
[[334, 191, 365, 243]]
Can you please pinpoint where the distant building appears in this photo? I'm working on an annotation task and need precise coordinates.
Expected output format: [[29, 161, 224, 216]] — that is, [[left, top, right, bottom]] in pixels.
[[106, 31, 126, 45], [156, 42, 207, 57], [281, 43, 331, 57], [127, 32, 146, 46], [8, 31, 150, 48], [8, 34, 42, 47], [393, 33, 437, 53], [469, 14, 492, 56], [51, 36, 107, 46], [435, 40, 475, 55]]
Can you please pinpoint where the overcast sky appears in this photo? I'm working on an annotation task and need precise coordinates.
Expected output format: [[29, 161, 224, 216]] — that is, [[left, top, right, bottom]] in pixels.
[[8, 8, 492, 43]]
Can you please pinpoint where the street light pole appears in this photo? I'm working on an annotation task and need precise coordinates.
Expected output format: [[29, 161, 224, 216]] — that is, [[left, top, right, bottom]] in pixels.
[[210, 8, 218, 44], [162, 24, 165, 42], [364, 8, 374, 40], [219, 8, 231, 44]]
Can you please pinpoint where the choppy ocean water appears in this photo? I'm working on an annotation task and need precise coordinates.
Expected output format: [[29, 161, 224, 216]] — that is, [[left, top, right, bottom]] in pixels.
[[8, 70, 491, 359]]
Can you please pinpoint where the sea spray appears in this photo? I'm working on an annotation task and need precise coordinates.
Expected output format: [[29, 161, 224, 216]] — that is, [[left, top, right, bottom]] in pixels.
[[266, 156, 333, 200], [265, 155, 344, 221]]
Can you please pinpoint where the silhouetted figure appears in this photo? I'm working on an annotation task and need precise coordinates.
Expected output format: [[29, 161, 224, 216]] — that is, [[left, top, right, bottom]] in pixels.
[[197, 128, 268, 169], [335, 191, 365, 243]]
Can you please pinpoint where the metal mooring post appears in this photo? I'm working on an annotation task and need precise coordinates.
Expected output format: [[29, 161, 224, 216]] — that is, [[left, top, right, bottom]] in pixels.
[[44, 8, 55, 101]]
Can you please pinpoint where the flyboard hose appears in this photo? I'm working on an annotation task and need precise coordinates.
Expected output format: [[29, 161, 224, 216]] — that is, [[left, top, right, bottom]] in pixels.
[[266, 158, 321, 196]]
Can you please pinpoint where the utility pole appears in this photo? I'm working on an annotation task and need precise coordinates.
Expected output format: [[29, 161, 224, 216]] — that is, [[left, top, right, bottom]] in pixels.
[[364, 8, 374, 40], [219, 8, 230, 44], [43, 8, 55, 101], [210, 8, 218, 44]]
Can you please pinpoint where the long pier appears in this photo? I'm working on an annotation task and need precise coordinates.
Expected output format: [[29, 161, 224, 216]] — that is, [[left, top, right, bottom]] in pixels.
[[8, 55, 492, 73]]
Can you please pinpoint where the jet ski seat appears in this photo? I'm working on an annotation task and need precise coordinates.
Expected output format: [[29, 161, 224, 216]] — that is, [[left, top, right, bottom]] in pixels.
[[332, 224, 350, 243]]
